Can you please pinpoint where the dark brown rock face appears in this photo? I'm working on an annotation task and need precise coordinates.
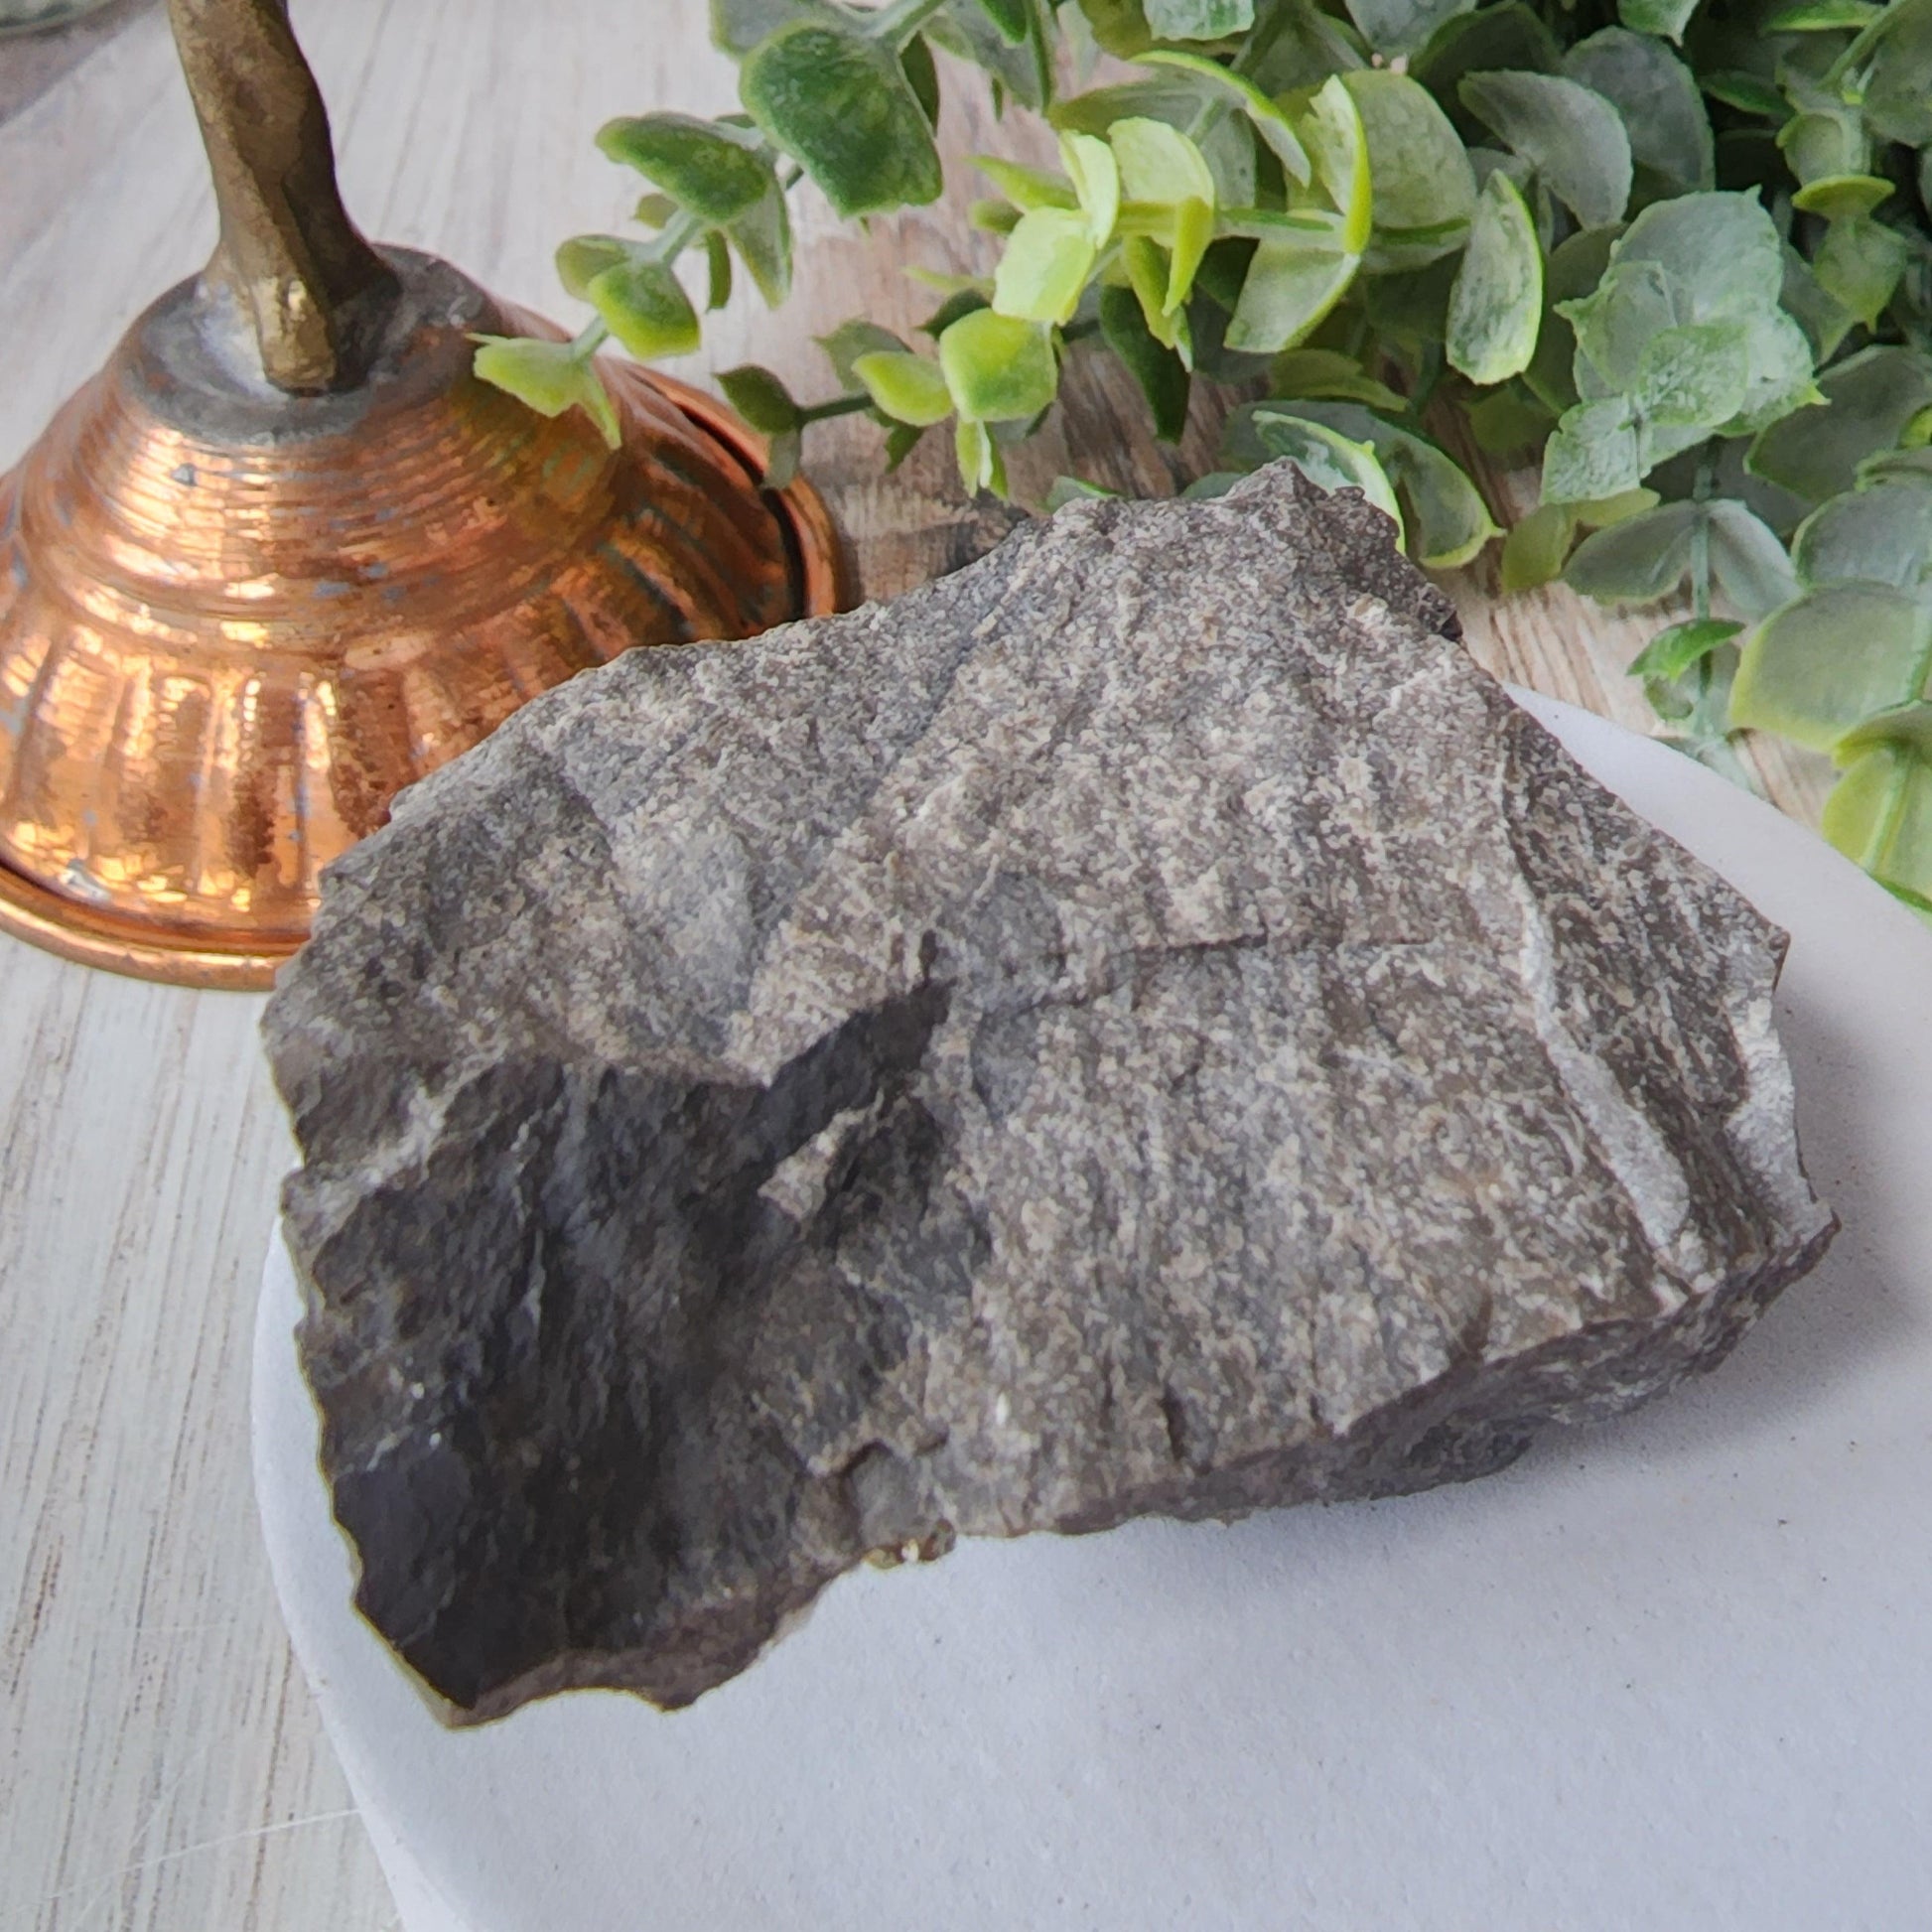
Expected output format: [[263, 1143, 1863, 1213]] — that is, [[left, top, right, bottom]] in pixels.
[[264, 467, 1835, 1723]]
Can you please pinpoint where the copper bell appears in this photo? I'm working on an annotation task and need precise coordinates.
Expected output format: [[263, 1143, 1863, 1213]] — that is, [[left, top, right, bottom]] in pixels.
[[0, 0, 844, 990]]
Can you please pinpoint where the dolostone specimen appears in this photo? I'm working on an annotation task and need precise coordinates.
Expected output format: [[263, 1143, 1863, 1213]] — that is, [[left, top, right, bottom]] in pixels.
[[265, 464, 1835, 1722]]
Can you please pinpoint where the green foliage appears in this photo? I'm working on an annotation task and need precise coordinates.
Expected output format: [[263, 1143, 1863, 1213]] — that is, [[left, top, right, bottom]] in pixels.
[[483, 0, 1932, 916], [1448, 172, 1542, 382], [1459, 69, 1633, 228], [740, 20, 943, 219], [472, 335, 621, 448], [596, 114, 776, 223]]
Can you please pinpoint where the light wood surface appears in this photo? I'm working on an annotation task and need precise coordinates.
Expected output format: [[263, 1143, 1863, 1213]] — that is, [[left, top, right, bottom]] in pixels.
[[0, 7, 1835, 1930]]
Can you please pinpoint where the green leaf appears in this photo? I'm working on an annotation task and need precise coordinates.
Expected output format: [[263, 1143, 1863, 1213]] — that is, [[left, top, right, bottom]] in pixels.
[[1630, 619, 1744, 680], [916, 282, 992, 335], [1193, 236, 1261, 313], [1708, 498, 1802, 616], [901, 33, 941, 128], [1269, 348, 1408, 412], [1835, 700, 1932, 759], [1543, 396, 1644, 502], [1361, 254, 1458, 346], [1412, 4, 1562, 132], [1459, 70, 1633, 228], [1727, 308, 1825, 436], [586, 259, 702, 360], [1782, 242, 1858, 361], [972, 0, 1032, 45], [817, 319, 909, 389], [723, 180, 794, 306], [1777, 106, 1866, 188], [883, 421, 926, 471], [1561, 28, 1714, 200], [1168, 197, 1218, 313], [1525, 223, 1621, 414], [1448, 172, 1543, 384], [1340, 70, 1478, 234], [1749, 345, 1932, 502], [1814, 216, 1912, 330], [1764, 0, 1881, 27], [1862, 0, 1932, 146], [1732, 585, 1932, 750], [1050, 76, 1208, 139], [955, 417, 1009, 495], [760, 426, 811, 492], [1862, 447, 1932, 488], [1073, 0, 1153, 56], [710, 0, 830, 58], [994, 208, 1099, 325], [1110, 117, 1217, 310], [1109, 116, 1217, 207], [852, 349, 955, 427], [1301, 74, 1375, 255], [975, 156, 1078, 211], [1099, 284, 1190, 442], [556, 234, 643, 302], [1563, 258, 1678, 399], [1137, 52, 1312, 184], [1341, 0, 1482, 59], [705, 232, 734, 311], [1790, 174, 1895, 219], [1246, 2, 1370, 91], [741, 20, 943, 219], [1468, 383, 1557, 455], [924, 3, 1053, 111], [1250, 412, 1407, 535], [1634, 321, 1749, 427], [1700, 70, 1790, 119], [1046, 476, 1123, 510], [717, 363, 801, 437], [1061, 133, 1123, 244], [596, 113, 773, 223], [1123, 235, 1190, 356], [1144, 0, 1253, 36], [939, 309, 1059, 422], [1501, 501, 1579, 590], [1226, 241, 1361, 353], [1616, 0, 1699, 43], [472, 335, 621, 449], [1260, 400, 1499, 565], [1792, 484, 1932, 592], [1823, 740, 1932, 901], [1567, 495, 1795, 609], [1620, 190, 1737, 303], [1564, 500, 1701, 599], [1579, 486, 1663, 526], [1181, 471, 1249, 498]]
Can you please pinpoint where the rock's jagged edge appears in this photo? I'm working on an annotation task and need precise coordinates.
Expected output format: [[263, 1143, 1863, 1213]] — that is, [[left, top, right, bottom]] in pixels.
[[265, 465, 1837, 1725]]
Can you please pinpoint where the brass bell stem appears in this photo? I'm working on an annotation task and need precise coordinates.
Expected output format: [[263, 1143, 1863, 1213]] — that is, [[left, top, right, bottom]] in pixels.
[[167, 0, 399, 392]]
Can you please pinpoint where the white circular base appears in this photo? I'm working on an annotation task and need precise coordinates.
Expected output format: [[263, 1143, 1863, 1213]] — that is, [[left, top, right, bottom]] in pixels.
[[254, 694, 1932, 1932]]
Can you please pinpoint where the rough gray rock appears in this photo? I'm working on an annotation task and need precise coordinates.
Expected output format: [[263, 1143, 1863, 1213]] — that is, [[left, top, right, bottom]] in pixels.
[[265, 465, 1836, 1723]]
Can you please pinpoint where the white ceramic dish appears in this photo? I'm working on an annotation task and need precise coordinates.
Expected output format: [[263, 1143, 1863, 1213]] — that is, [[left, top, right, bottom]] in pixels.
[[254, 692, 1932, 1932]]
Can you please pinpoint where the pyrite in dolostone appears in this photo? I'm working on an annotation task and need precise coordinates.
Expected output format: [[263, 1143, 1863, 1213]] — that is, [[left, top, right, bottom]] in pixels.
[[264, 465, 1836, 1724]]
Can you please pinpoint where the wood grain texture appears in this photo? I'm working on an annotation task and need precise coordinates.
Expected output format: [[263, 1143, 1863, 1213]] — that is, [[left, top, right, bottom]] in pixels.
[[0, 6, 1836, 1931]]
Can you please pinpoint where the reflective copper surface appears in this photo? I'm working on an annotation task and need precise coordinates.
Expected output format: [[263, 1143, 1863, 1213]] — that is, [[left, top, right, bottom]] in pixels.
[[0, 254, 846, 990]]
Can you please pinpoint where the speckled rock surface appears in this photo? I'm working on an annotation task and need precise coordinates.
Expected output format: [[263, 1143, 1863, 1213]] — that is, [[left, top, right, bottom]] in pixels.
[[264, 464, 1836, 1723]]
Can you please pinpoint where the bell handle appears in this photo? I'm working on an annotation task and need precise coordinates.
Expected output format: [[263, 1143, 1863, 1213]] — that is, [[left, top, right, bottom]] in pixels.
[[167, 0, 399, 392]]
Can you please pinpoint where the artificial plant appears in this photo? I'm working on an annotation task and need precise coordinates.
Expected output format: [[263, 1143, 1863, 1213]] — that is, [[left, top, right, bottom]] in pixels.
[[478, 0, 1932, 919]]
